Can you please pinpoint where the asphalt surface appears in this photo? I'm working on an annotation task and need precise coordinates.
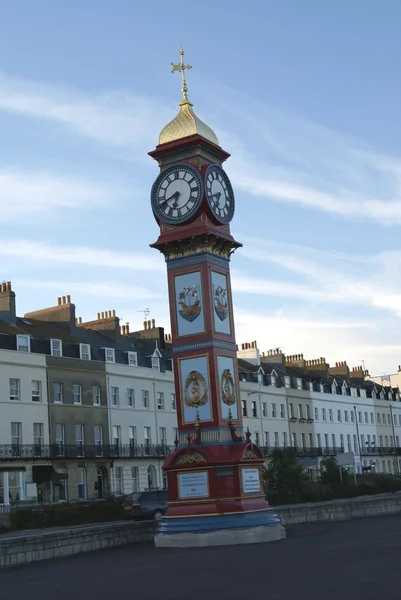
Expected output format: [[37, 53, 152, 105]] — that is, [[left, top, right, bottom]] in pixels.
[[1, 515, 401, 600]]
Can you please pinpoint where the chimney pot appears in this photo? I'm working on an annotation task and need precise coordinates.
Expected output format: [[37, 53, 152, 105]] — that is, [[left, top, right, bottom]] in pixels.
[[66, 295, 71, 303], [7, 282, 11, 291], [62, 296, 66, 304], [126, 322, 129, 333], [152, 318, 155, 328], [113, 309, 116, 317], [97, 313, 100, 320], [57, 297, 62, 306]]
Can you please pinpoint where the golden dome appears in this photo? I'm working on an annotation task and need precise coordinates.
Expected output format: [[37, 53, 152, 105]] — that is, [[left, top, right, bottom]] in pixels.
[[158, 45, 219, 147], [159, 99, 219, 146]]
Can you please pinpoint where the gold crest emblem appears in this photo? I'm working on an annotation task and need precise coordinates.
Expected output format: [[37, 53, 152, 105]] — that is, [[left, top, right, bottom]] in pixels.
[[221, 368, 236, 406], [184, 370, 208, 408]]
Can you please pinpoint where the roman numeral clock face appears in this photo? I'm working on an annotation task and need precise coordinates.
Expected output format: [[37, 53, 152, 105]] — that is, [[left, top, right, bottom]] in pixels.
[[205, 164, 235, 224], [151, 164, 203, 224]]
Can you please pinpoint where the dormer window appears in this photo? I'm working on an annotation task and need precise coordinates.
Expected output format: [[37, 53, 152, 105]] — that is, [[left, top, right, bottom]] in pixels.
[[51, 339, 62, 357], [320, 383, 324, 393], [257, 367, 264, 385], [127, 351, 138, 367], [284, 376, 291, 388], [104, 348, 115, 363], [296, 378, 303, 391], [79, 343, 91, 361], [270, 370, 277, 387], [309, 382, 314, 392], [17, 335, 30, 353], [151, 346, 162, 370]]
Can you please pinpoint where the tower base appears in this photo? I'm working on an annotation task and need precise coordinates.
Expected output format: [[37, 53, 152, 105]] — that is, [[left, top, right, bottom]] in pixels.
[[154, 510, 286, 548]]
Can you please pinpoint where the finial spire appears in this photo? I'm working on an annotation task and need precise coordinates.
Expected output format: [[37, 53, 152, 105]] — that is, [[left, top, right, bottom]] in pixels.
[[171, 44, 192, 103]]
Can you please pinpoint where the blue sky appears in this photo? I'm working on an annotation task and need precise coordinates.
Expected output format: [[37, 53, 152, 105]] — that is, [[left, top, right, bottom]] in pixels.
[[0, 0, 400, 375]]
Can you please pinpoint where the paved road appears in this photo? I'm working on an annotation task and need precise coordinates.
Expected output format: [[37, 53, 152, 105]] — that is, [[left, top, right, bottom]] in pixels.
[[1, 515, 401, 600]]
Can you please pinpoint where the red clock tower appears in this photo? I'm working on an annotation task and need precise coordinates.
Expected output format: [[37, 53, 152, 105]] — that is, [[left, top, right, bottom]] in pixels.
[[150, 47, 285, 547]]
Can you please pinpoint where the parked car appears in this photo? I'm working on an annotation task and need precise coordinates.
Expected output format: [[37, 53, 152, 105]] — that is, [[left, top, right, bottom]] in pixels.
[[122, 490, 168, 520]]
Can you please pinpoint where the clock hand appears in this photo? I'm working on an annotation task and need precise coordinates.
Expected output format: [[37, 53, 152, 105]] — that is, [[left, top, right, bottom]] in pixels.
[[159, 191, 180, 208], [209, 192, 222, 204]]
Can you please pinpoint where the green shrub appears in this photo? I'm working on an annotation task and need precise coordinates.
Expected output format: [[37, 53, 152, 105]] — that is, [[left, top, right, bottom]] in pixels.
[[11, 499, 123, 530]]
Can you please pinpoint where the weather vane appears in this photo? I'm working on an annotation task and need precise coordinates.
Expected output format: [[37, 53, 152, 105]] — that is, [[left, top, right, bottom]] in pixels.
[[171, 45, 192, 103]]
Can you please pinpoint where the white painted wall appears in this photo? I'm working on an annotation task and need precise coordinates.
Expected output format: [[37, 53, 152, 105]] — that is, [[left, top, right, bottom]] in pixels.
[[0, 349, 49, 445]]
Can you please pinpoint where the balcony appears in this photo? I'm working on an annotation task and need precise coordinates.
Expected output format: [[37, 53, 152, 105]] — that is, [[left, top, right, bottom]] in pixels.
[[259, 446, 346, 458], [0, 444, 174, 462], [360, 446, 401, 457]]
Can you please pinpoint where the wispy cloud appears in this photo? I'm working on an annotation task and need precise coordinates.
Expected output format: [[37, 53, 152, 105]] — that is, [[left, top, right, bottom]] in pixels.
[[2, 240, 164, 271], [235, 237, 401, 318], [16, 279, 163, 301], [0, 168, 119, 223], [0, 72, 170, 151]]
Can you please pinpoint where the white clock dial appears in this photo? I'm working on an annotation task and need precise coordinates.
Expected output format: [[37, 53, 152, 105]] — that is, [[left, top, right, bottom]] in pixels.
[[151, 164, 203, 224], [205, 165, 235, 224]]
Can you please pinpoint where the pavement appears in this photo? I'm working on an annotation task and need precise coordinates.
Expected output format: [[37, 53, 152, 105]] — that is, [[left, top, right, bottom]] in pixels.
[[1, 515, 401, 600]]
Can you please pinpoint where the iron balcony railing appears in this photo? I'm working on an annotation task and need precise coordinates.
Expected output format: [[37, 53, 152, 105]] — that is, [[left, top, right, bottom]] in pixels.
[[360, 446, 401, 456], [259, 446, 346, 457], [0, 444, 174, 462]]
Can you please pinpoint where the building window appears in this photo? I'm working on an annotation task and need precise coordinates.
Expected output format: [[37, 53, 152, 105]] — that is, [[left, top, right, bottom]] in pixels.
[[11, 422, 22, 449], [284, 376, 291, 388], [382, 413, 386, 425], [350, 411, 355, 423], [347, 434, 351, 452], [55, 424, 65, 456], [272, 403, 277, 418], [9, 378, 20, 401], [152, 357, 160, 370], [331, 434, 336, 448], [379, 435, 383, 447], [127, 388, 135, 407], [298, 404, 303, 419], [31, 380, 41, 402], [353, 435, 357, 453], [308, 433, 313, 448], [94, 425, 103, 456], [329, 409, 333, 422], [344, 410, 348, 422], [358, 411, 362, 423], [262, 402, 267, 417], [242, 400, 248, 417], [79, 343, 91, 361], [387, 414, 391, 425], [157, 392, 165, 410], [270, 372, 277, 387], [264, 432, 270, 446], [314, 407, 319, 421], [324, 434, 329, 449], [377, 413, 381, 424], [73, 384, 82, 405], [50, 339, 62, 357], [171, 393, 176, 410], [147, 465, 157, 490], [283, 432, 287, 447], [173, 427, 178, 443], [111, 387, 119, 407], [129, 426, 136, 447], [17, 335, 30, 353], [274, 432, 279, 447], [317, 433, 321, 448], [162, 471, 168, 490], [292, 433, 297, 447], [159, 427, 166, 446], [255, 432, 260, 445], [142, 390, 149, 409], [280, 404, 285, 418], [92, 385, 101, 406], [252, 401, 257, 417], [115, 467, 123, 495], [75, 425, 84, 457], [301, 433, 306, 448], [322, 408, 326, 421], [297, 378, 303, 391], [364, 412, 368, 424], [370, 412, 374, 424], [144, 427, 151, 452], [132, 467, 139, 492], [33, 423, 43, 449], [337, 410, 342, 423], [53, 382, 63, 403], [289, 403, 294, 419], [78, 468, 87, 499], [340, 434, 344, 449], [397, 436, 400, 448], [127, 352, 138, 366], [104, 348, 115, 363], [113, 425, 121, 447]]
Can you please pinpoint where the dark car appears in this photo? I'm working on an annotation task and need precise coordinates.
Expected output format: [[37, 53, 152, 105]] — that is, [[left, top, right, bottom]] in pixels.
[[122, 490, 168, 520]]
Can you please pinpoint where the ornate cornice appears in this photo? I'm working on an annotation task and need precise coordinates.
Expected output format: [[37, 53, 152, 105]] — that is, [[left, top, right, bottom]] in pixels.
[[155, 233, 241, 261]]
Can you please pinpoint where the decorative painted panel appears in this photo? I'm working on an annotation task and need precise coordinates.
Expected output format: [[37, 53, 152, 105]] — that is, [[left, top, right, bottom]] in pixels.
[[217, 355, 238, 420], [174, 271, 205, 337], [211, 271, 231, 335], [179, 355, 212, 424]]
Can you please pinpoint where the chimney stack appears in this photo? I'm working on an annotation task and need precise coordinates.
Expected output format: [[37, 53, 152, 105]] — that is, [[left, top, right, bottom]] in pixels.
[[25, 295, 75, 332], [0, 280, 16, 324]]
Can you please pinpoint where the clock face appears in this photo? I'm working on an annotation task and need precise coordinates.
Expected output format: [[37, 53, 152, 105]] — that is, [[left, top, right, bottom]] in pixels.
[[205, 164, 235, 224], [151, 164, 203, 224]]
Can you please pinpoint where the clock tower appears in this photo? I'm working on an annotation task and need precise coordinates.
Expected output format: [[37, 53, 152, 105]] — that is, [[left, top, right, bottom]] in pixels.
[[150, 47, 285, 547]]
